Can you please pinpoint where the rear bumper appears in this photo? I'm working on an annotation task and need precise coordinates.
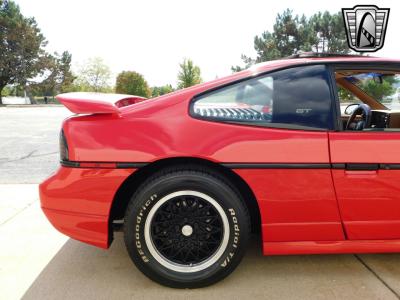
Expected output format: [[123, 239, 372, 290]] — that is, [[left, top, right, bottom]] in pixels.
[[42, 207, 109, 248], [39, 166, 135, 248]]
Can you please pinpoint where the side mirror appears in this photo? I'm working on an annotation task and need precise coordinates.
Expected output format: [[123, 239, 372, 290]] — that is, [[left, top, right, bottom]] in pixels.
[[345, 103, 359, 115]]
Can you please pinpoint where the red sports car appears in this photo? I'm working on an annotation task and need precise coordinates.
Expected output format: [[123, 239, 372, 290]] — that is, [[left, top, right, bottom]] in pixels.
[[40, 53, 400, 288]]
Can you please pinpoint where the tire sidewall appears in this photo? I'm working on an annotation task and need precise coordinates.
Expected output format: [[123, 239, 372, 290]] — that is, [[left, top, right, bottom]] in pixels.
[[124, 172, 248, 287]]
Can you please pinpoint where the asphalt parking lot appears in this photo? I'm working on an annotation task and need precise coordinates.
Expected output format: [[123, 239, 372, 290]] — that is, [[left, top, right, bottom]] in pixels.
[[0, 106, 70, 183], [1, 106, 400, 299]]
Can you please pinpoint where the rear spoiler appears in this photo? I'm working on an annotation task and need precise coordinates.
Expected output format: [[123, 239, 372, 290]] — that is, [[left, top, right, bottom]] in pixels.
[[56, 92, 147, 114]]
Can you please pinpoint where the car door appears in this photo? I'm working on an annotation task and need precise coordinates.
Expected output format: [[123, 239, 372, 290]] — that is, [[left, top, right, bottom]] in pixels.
[[329, 132, 400, 240], [329, 67, 400, 240]]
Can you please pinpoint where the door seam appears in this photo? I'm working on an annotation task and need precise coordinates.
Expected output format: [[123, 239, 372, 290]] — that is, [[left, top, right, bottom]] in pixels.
[[328, 132, 349, 240]]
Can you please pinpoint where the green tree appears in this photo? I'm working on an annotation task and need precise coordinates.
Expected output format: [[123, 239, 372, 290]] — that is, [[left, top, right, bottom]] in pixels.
[[177, 58, 202, 89], [232, 10, 350, 72], [0, 85, 12, 97], [115, 71, 150, 97], [151, 84, 174, 97], [31, 51, 75, 97], [57, 51, 75, 92], [0, 0, 47, 103], [361, 77, 398, 102], [309, 12, 349, 53], [74, 57, 111, 92]]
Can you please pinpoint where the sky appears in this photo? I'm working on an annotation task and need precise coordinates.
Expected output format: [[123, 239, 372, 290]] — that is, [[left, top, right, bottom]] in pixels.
[[14, 0, 400, 87]]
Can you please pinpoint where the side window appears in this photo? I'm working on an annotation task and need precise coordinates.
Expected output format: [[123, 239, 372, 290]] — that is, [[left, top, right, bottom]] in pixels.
[[336, 84, 362, 115], [192, 65, 334, 129]]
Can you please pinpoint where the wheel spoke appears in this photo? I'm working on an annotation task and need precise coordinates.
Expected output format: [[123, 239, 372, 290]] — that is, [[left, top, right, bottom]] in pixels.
[[150, 193, 223, 266]]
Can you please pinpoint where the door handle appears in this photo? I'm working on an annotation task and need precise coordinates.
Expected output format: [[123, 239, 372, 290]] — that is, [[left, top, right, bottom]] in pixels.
[[344, 164, 378, 177], [344, 170, 377, 177], [345, 163, 379, 171]]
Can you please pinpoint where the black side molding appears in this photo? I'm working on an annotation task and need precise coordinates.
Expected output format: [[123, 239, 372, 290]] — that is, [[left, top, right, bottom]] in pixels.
[[224, 163, 400, 170], [60, 160, 80, 168], [222, 163, 331, 169], [379, 164, 400, 170], [116, 162, 148, 168], [60, 160, 147, 169], [60, 160, 400, 171]]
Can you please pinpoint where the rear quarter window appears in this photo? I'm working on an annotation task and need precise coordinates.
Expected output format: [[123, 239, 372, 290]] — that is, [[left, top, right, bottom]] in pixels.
[[192, 64, 334, 130]]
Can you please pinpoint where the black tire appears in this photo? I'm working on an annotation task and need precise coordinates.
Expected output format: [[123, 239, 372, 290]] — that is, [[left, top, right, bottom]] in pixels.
[[124, 167, 250, 288]]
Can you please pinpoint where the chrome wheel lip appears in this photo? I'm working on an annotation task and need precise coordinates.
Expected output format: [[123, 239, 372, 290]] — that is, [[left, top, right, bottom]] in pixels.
[[144, 190, 230, 273]]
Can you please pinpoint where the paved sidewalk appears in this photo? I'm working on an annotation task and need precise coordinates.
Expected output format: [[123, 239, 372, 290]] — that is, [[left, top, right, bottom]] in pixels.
[[1, 184, 400, 300], [0, 185, 67, 300]]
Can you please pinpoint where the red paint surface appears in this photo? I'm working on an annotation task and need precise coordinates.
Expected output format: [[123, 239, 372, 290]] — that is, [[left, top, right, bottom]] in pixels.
[[234, 169, 344, 242], [40, 56, 400, 255], [40, 167, 135, 248], [264, 240, 400, 255]]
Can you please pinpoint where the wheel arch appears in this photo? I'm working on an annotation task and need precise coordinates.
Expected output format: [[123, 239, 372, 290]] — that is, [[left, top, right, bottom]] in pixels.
[[109, 157, 261, 244]]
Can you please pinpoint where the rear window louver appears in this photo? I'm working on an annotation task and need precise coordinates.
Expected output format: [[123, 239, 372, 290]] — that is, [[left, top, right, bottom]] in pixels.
[[194, 107, 265, 121]]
